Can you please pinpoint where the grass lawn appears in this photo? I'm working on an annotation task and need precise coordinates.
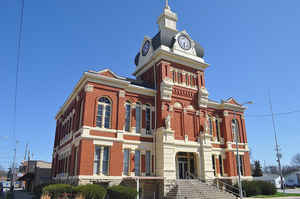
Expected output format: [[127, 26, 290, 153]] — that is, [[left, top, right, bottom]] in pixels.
[[252, 192, 300, 198]]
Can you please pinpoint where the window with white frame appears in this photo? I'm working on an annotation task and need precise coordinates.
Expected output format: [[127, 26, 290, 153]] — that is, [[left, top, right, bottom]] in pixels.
[[236, 155, 244, 176], [79, 100, 84, 127], [96, 97, 111, 129], [212, 155, 216, 176], [102, 146, 110, 175], [145, 105, 151, 134], [123, 149, 130, 175], [125, 102, 131, 132], [135, 150, 141, 176], [74, 147, 78, 176], [172, 71, 176, 82], [219, 155, 224, 176], [216, 119, 221, 141], [185, 74, 189, 85], [93, 146, 110, 175], [94, 146, 101, 174], [232, 119, 240, 142], [208, 118, 213, 135], [136, 103, 142, 133], [146, 151, 151, 176]]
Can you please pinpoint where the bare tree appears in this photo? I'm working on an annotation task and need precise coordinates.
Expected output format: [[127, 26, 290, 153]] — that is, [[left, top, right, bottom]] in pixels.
[[291, 153, 300, 167]]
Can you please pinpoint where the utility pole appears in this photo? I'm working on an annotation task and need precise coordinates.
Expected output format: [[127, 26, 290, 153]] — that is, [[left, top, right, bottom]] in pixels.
[[10, 147, 17, 192], [234, 101, 253, 199], [268, 91, 285, 192]]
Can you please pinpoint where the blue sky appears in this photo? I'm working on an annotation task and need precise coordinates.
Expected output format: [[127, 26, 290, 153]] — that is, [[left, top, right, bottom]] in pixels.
[[1, 0, 299, 170]]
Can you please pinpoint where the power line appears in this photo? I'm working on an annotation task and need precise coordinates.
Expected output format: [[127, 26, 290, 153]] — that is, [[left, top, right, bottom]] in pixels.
[[10, 0, 25, 190], [246, 109, 300, 118], [12, 0, 25, 145]]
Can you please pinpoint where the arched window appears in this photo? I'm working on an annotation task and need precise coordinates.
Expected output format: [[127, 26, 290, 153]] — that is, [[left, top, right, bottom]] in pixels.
[[232, 119, 240, 142], [96, 97, 111, 128], [125, 101, 131, 132]]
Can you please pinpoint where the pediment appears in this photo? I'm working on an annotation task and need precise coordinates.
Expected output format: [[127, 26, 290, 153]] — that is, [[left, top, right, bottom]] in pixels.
[[96, 69, 124, 80], [225, 97, 241, 106]]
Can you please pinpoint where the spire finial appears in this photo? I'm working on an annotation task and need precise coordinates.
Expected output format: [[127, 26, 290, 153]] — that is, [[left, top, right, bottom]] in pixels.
[[165, 0, 170, 9]]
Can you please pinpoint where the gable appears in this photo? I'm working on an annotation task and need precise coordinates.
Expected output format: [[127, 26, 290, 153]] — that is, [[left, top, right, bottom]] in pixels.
[[98, 69, 118, 79], [226, 97, 240, 106]]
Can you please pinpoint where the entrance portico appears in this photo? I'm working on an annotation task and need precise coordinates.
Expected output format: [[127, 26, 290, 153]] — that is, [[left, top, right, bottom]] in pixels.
[[176, 152, 196, 179]]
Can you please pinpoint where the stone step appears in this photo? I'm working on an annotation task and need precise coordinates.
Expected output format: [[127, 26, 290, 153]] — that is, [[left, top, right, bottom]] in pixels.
[[166, 180, 238, 199]]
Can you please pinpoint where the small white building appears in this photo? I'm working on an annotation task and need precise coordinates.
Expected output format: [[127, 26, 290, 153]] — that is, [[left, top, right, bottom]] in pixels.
[[285, 172, 300, 187], [254, 175, 285, 189]]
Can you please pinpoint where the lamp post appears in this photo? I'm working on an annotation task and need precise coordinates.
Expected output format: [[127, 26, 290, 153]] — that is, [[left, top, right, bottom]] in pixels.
[[234, 101, 252, 199]]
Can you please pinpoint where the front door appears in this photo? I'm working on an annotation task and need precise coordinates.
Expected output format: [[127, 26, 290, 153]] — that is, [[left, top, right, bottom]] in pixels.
[[178, 160, 188, 179]]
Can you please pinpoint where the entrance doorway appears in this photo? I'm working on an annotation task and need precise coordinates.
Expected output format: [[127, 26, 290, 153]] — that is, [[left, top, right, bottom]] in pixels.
[[176, 152, 196, 179]]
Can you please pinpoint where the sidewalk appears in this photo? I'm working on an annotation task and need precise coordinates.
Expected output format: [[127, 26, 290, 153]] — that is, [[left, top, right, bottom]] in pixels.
[[245, 197, 300, 199]]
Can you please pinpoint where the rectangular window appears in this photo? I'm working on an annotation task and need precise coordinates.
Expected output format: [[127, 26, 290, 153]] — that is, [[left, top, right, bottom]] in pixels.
[[125, 104, 131, 132], [146, 151, 151, 176], [172, 71, 176, 82], [74, 148, 78, 176], [185, 74, 189, 85], [178, 72, 182, 84], [94, 146, 101, 175], [79, 100, 84, 127], [190, 75, 194, 86], [236, 155, 244, 176], [212, 155, 216, 176], [209, 118, 213, 135], [123, 149, 130, 176], [240, 156, 244, 176], [146, 106, 151, 134], [136, 104, 141, 133], [216, 120, 221, 142], [219, 155, 223, 176], [135, 150, 140, 176], [102, 146, 110, 175]]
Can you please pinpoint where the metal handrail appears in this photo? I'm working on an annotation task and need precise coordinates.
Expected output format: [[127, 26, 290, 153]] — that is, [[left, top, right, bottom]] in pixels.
[[183, 172, 246, 198], [213, 178, 243, 198]]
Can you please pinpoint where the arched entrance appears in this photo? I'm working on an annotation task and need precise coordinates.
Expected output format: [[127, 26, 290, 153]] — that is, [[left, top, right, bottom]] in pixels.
[[176, 152, 197, 179]]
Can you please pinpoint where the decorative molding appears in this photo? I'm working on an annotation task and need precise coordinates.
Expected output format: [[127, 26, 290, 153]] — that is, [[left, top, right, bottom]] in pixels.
[[223, 111, 229, 117], [174, 102, 182, 109], [119, 90, 125, 98], [160, 79, 173, 101], [173, 87, 195, 98], [85, 84, 94, 92], [198, 87, 209, 108]]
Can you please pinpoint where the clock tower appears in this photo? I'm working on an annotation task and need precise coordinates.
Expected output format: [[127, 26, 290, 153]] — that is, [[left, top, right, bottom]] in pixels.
[[133, 1, 216, 187]]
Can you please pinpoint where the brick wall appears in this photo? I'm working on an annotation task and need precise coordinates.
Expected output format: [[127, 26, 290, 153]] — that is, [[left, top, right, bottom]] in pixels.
[[109, 142, 123, 176]]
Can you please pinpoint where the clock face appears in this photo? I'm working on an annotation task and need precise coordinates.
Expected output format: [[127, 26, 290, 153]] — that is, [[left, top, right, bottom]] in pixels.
[[142, 40, 150, 56], [178, 35, 191, 50]]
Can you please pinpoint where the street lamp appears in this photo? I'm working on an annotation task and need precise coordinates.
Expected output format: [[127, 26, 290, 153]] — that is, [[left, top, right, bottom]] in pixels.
[[234, 101, 253, 199]]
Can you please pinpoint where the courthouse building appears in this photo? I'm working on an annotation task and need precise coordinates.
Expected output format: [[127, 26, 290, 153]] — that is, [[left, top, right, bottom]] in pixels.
[[52, 2, 252, 197]]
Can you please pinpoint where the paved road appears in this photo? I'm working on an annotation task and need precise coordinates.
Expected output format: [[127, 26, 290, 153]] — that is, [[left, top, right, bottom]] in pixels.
[[13, 191, 33, 199]]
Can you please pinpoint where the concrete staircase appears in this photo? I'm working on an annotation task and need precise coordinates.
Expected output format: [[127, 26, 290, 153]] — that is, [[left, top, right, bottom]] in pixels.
[[165, 180, 238, 199]]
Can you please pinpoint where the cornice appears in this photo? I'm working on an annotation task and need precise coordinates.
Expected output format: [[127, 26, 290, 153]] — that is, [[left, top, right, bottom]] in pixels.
[[55, 72, 156, 119], [207, 100, 246, 112], [133, 45, 210, 77]]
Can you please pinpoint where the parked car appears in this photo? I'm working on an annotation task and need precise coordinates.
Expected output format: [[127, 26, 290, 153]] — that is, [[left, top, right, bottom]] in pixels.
[[1, 181, 11, 192], [0, 182, 3, 192]]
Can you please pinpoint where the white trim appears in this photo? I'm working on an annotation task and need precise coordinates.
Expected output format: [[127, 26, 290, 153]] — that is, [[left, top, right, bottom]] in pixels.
[[133, 46, 209, 77], [55, 71, 156, 119]]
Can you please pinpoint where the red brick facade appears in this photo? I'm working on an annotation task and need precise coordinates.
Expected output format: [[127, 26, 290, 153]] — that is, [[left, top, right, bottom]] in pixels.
[[51, 5, 252, 187]]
